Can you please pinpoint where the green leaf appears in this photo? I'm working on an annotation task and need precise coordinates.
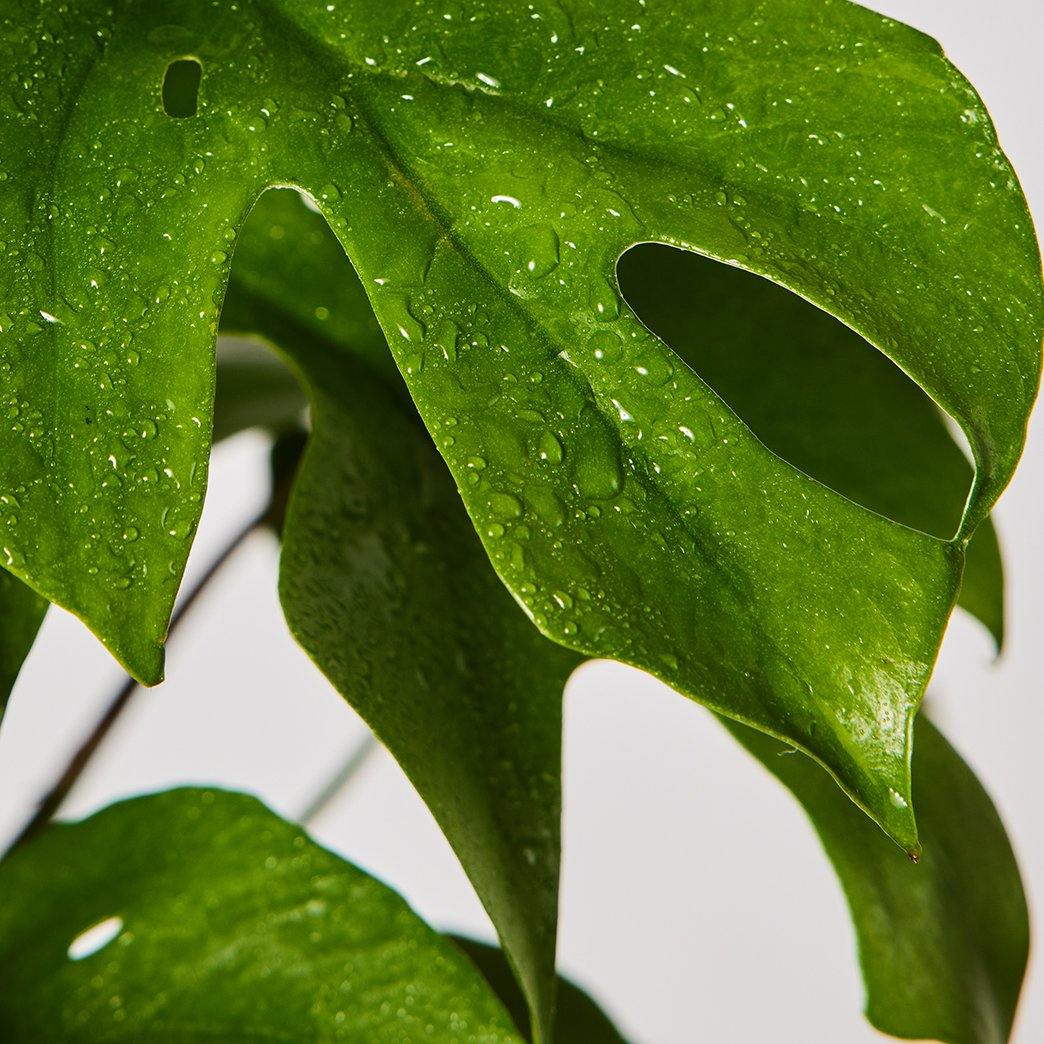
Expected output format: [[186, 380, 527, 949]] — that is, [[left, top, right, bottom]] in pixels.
[[617, 243, 1005, 645], [222, 191, 581, 1040], [0, 572, 46, 717], [220, 191, 1027, 1043], [0, 788, 524, 1042], [724, 714, 1029, 1044], [2, 1, 1039, 851], [213, 337, 307, 443], [221, 203, 1005, 645], [452, 936, 627, 1044]]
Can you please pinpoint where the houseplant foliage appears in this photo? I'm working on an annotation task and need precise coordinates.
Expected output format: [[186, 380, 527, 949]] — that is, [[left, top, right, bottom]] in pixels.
[[0, 0, 1039, 1041]]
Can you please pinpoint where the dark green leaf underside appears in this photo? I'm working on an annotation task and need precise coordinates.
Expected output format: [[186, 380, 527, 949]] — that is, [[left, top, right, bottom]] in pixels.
[[267, 307, 580, 1040], [0, 572, 46, 718], [223, 195, 581, 1037]]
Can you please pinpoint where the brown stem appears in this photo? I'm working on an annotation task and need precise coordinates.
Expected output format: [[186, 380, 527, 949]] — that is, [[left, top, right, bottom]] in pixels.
[[6, 503, 270, 854]]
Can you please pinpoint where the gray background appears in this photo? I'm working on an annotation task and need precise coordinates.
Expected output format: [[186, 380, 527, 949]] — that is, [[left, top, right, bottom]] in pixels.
[[0, 1, 1040, 1040]]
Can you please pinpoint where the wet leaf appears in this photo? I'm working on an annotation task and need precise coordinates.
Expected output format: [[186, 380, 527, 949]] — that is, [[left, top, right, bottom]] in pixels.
[[1, 1, 1039, 860], [619, 244, 1006, 646], [725, 714, 1029, 1044], [222, 191, 581, 1041], [0, 788, 524, 1042]]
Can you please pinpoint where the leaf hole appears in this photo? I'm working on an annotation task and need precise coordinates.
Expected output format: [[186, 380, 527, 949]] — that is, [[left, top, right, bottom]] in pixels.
[[162, 58, 202, 119], [617, 244, 971, 538], [67, 915, 123, 961]]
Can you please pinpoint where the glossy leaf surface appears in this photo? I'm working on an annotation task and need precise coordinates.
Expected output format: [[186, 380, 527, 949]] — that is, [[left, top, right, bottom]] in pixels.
[[2, 0, 1040, 853], [727, 715, 1029, 1044], [222, 191, 582, 1041], [219, 191, 1029, 1043], [0, 788, 523, 1042]]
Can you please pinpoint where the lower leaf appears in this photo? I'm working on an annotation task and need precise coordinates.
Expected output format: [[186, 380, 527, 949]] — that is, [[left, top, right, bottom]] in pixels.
[[0, 788, 524, 1043]]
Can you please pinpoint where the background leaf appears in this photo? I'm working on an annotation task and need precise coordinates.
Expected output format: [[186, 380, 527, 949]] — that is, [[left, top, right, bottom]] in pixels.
[[0, 574, 46, 719], [0, 788, 524, 1042], [725, 714, 1029, 1044], [213, 338, 306, 444]]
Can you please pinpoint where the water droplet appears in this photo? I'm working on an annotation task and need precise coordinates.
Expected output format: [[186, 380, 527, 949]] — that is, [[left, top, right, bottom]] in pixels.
[[632, 344, 674, 386], [167, 518, 191, 539], [519, 225, 560, 278], [589, 276, 621, 320], [587, 329, 623, 363], [572, 404, 624, 500], [536, 430, 563, 463], [433, 319, 460, 361], [488, 491, 523, 521]]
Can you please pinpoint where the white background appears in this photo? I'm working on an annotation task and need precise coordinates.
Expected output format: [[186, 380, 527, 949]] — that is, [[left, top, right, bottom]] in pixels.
[[0, 2, 1040, 1041]]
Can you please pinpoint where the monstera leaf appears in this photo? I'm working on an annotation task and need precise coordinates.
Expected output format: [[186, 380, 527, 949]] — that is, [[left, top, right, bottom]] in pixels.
[[0, 574, 45, 718], [0, 788, 528, 1042], [0, 791, 629, 1042], [1, 1, 1039, 857], [728, 715, 1028, 1044], [215, 189, 1028, 1043], [219, 190, 581, 1041], [617, 244, 1006, 646], [452, 936, 628, 1044], [0, 2, 1040, 1037]]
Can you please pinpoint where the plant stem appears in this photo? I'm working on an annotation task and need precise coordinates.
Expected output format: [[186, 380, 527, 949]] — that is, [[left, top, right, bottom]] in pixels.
[[298, 732, 379, 827], [7, 503, 271, 853]]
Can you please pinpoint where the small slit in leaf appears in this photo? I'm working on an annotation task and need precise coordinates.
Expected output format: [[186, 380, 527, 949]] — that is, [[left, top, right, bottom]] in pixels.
[[162, 58, 202, 118], [67, 915, 123, 961], [617, 244, 971, 538]]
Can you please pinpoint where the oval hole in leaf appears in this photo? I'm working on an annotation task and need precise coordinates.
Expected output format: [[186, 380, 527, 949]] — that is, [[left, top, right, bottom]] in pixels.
[[617, 243, 972, 539], [67, 915, 123, 961], [162, 58, 202, 119]]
